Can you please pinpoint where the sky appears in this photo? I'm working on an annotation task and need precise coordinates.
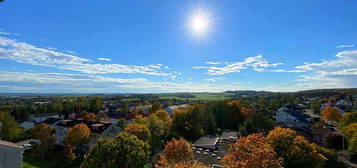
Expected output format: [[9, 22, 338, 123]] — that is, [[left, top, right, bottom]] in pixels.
[[0, 0, 356, 93]]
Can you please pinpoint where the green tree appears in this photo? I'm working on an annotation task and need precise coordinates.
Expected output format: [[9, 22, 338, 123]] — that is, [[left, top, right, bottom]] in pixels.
[[81, 132, 150, 168], [172, 105, 205, 141], [339, 112, 357, 129], [150, 102, 162, 113], [239, 113, 274, 136], [1, 119, 23, 141], [310, 100, 321, 114]]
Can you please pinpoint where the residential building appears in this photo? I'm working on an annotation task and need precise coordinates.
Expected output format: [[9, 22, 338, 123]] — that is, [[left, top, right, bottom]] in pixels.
[[165, 104, 189, 116], [54, 119, 121, 147], [220, 131, 238, 141], [335, 99, 352, 107], [41, 117, 61, 127], [29, 113, 61, 123], [0, 140, 23, 168]]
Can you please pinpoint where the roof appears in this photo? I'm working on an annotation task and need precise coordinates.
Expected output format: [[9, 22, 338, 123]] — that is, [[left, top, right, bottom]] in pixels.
[[193, 135, 219, 146], [41, 118, 61, 125], [291, 112, 310, 124], [220, 131, 238, 140], [55, 119, 112, 134], [0, 140, 22, 149], [193, 138, 229, 166]]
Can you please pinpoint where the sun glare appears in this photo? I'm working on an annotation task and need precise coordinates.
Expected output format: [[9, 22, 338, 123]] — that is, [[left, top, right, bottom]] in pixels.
[[187, 8, 212, 38]]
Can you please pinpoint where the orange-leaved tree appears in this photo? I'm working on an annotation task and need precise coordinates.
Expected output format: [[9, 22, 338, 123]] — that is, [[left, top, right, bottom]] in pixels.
[[82, 112, 96, 122], [156, 138, 194, 166], [321, 105, 341, 122], [222, 133, 283, 168], [31, 123, 54, 158], [65, 123, 91, 156]]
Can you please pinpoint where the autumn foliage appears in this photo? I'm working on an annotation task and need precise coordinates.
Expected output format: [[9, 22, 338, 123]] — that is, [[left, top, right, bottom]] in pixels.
[[124, 123, 152, 143], [31, 123, 54, 158], [222, 133, 283, 168], [321, 105, 341, 122], [65, 123, 91, 148], [155, 138, 195, 168], [82, 112, 96, 122], [267, 127, 327, 168]]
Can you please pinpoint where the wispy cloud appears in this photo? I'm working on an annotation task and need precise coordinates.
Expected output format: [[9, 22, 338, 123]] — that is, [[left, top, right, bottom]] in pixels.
[[97, 57, 111, 61], [205, 61, 221, 65], [293, 50, 357, 88], [0, 71, 249, 93], [0, 36, 173, 76], [0, 28, 11, 35], [204, 77, 224, 82], [193, 55, 283, 75], [336, 44, 354, 49]]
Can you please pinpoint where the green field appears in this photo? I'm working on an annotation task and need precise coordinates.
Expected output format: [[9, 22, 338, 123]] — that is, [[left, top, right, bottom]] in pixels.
[[159, 93, 233, 101]]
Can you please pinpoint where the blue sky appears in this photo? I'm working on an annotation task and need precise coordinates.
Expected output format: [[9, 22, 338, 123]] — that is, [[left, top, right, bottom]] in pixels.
[[0, 0, 356, 93]]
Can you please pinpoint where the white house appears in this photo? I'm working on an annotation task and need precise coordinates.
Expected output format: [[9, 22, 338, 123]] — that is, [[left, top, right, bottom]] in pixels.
[[0, 140, 23, 168], [129, 105, 151, 114], [165, 104, 189, 116], [276, 111, 310, 127], [54, 119, 121, 147], [20, 121, 35, 130], [335, 99, 352, 107]]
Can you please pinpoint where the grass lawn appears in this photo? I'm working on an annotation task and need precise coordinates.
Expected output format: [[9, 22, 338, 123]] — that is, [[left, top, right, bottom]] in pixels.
[[22, 148, 68, 168]]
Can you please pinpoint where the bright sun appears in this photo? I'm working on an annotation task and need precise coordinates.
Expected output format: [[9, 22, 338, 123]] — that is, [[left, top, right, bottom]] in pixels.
[[187, 8, 212, 38]]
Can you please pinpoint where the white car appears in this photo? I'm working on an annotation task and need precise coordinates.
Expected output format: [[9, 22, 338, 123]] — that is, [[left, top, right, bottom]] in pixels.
[[22, 144, 32, 148]]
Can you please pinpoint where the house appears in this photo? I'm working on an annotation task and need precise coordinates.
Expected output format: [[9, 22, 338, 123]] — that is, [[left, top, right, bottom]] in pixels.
[[106, 112, 138, 125], [320, 103, 332, 111], [30, 113, 61, 123], [165, 104, 189, 116], [220, 131, 238, 141], [129, 105, 151, 114], [0, 140, 23, 168], [335, 99, 352, 107], [68, 112, 76, 119], [276, 111, 310, 127], [193, 135, 219, 150], [54, 119, 121, 146], [41, 118, 62, 127], [20, 121, 35, 130]]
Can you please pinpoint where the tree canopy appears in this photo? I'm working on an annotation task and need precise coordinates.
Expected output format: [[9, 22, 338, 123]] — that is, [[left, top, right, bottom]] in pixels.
[[81, 132, 150, 168]]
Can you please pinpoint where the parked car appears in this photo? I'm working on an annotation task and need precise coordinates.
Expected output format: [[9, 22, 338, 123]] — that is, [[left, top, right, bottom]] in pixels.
[[22, 144, 32, 148], [29, 140, 40, 145]]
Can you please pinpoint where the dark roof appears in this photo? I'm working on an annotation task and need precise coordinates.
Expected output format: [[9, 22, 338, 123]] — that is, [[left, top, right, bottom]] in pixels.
[[291, 112, 310, 124], [193, 139, 229, 166], [41, 118, 61, 125], [55, 119, 112, 134]]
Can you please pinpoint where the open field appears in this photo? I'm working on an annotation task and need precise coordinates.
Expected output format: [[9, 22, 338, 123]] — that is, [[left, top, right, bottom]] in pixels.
[[159, 93, 233, 101]]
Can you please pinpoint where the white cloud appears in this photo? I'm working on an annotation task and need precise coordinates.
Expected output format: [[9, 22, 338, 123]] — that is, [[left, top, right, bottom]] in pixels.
[[194, 55, 283, 75], [205, 61, 221, 65], [0, 71, 250, 93], [0, 28, 10, 35], [204, 77, 224, 82], [336, 44, 354, 49], [97, 57, 111, 61], [0, 37, 173, 76], [293, 50, 357, 88]]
